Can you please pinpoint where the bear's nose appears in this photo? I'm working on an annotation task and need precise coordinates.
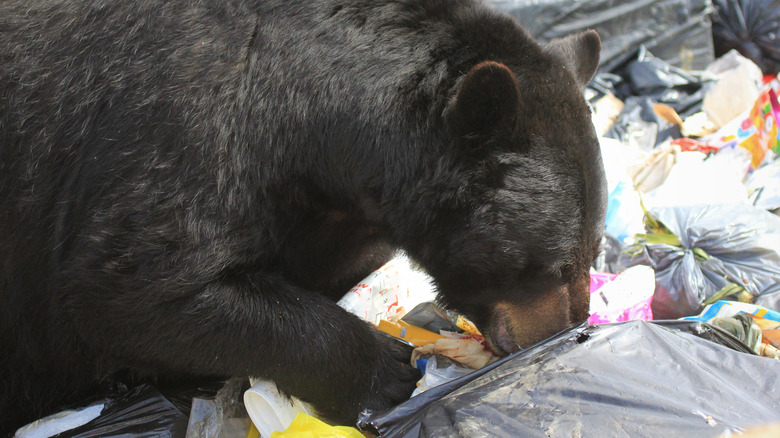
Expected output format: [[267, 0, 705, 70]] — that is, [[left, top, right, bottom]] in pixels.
[[488, 315, 521, 356], [485, 286, 578, 354]]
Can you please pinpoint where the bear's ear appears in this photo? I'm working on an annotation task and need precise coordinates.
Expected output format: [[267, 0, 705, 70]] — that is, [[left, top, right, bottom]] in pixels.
[[447, 61, 520, 139], [544, 30, 601, 86]]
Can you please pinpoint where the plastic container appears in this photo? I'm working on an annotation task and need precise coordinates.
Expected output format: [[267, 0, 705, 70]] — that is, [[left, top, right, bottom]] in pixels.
[[243, 380, 312, 438]]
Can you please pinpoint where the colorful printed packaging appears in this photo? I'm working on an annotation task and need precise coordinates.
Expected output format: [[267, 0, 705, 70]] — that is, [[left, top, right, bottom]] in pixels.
[[588, 266, 655, 324], [705, 83, 780, 169]]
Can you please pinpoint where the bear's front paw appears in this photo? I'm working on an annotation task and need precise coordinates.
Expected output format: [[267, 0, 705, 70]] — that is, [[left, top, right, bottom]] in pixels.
[[362, 334, 420, 410], [311, 332, 420, 426]]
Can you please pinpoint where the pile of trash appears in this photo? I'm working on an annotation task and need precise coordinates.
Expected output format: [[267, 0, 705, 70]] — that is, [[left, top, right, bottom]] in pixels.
[[591, 49, 780, 320], [14, 1, 780, 437], [17, 248, 780, 437]]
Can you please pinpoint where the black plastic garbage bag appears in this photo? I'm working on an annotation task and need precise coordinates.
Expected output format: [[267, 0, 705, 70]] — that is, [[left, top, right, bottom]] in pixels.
[[619, 48, 713, 117], [53, 385, 188, 437], [358, 320, 780, 437], [619, 204, 780, 319], [605, 96, 681, 147], [601, 49, 714, 146], [585, 72, 623, 102], [488, 0, 715, 72], [712, 0, 780, 74]]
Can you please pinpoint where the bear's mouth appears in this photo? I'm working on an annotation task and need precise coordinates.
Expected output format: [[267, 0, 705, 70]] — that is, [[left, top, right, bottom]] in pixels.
[[486, 313, 521, 357]]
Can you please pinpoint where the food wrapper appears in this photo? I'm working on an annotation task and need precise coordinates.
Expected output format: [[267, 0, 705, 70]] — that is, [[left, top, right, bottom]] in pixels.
[[338, 255, 437, 325], [681, 300, 780, 359], [681, 300, 780, 323], [376, 319, 444, 347], [705, 83, 780, 169], [588, 266, 655, 324], [337, 259, 405, 324]]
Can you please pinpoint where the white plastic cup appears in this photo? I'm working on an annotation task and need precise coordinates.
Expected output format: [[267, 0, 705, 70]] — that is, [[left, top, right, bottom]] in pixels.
[[243, 379, 312, 438]]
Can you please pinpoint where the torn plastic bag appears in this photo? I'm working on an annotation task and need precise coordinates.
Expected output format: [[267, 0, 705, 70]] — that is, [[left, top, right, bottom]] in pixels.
[[601, 49, 715, 147], [617, 48, 714, 118], [410, 356, 474, 397], [15, 378, 237, 438], [186, 378, 251, 438], [711, 0, 780, 75], [702, 50, 764, 128], [14, 404, 105, 438], [50, 385, 188, 437], [488, 0, 715, 73], [618, 204, 780, 319], [605, 97, 678, 149], [358, 320, 780, 437]]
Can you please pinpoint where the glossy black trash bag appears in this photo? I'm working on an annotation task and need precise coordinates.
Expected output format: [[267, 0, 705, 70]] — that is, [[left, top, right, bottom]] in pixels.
[[52, 385, 187, 438], [711, 0, 780, 74], [358, 320, 780, 437], [488, 0, 715, 72]]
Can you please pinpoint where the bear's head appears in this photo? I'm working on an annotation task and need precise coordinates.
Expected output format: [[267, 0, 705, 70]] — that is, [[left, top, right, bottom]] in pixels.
[[424, 30, 606, 356]]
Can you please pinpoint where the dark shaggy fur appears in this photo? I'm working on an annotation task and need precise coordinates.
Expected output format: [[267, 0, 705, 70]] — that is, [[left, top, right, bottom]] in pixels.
[[0, 0, 606, 433]]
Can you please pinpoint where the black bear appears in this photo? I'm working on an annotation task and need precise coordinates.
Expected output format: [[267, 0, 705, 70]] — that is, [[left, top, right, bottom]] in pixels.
[[0, 0, 606, 433]]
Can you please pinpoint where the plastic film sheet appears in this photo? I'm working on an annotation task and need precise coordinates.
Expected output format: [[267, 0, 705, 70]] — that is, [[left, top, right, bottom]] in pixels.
[[358, 320, 780, 437]]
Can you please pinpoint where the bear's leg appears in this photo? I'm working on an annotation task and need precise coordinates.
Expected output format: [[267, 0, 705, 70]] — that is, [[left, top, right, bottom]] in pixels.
[[66, 271, 418, 425], [276, 210, 397, 302]]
